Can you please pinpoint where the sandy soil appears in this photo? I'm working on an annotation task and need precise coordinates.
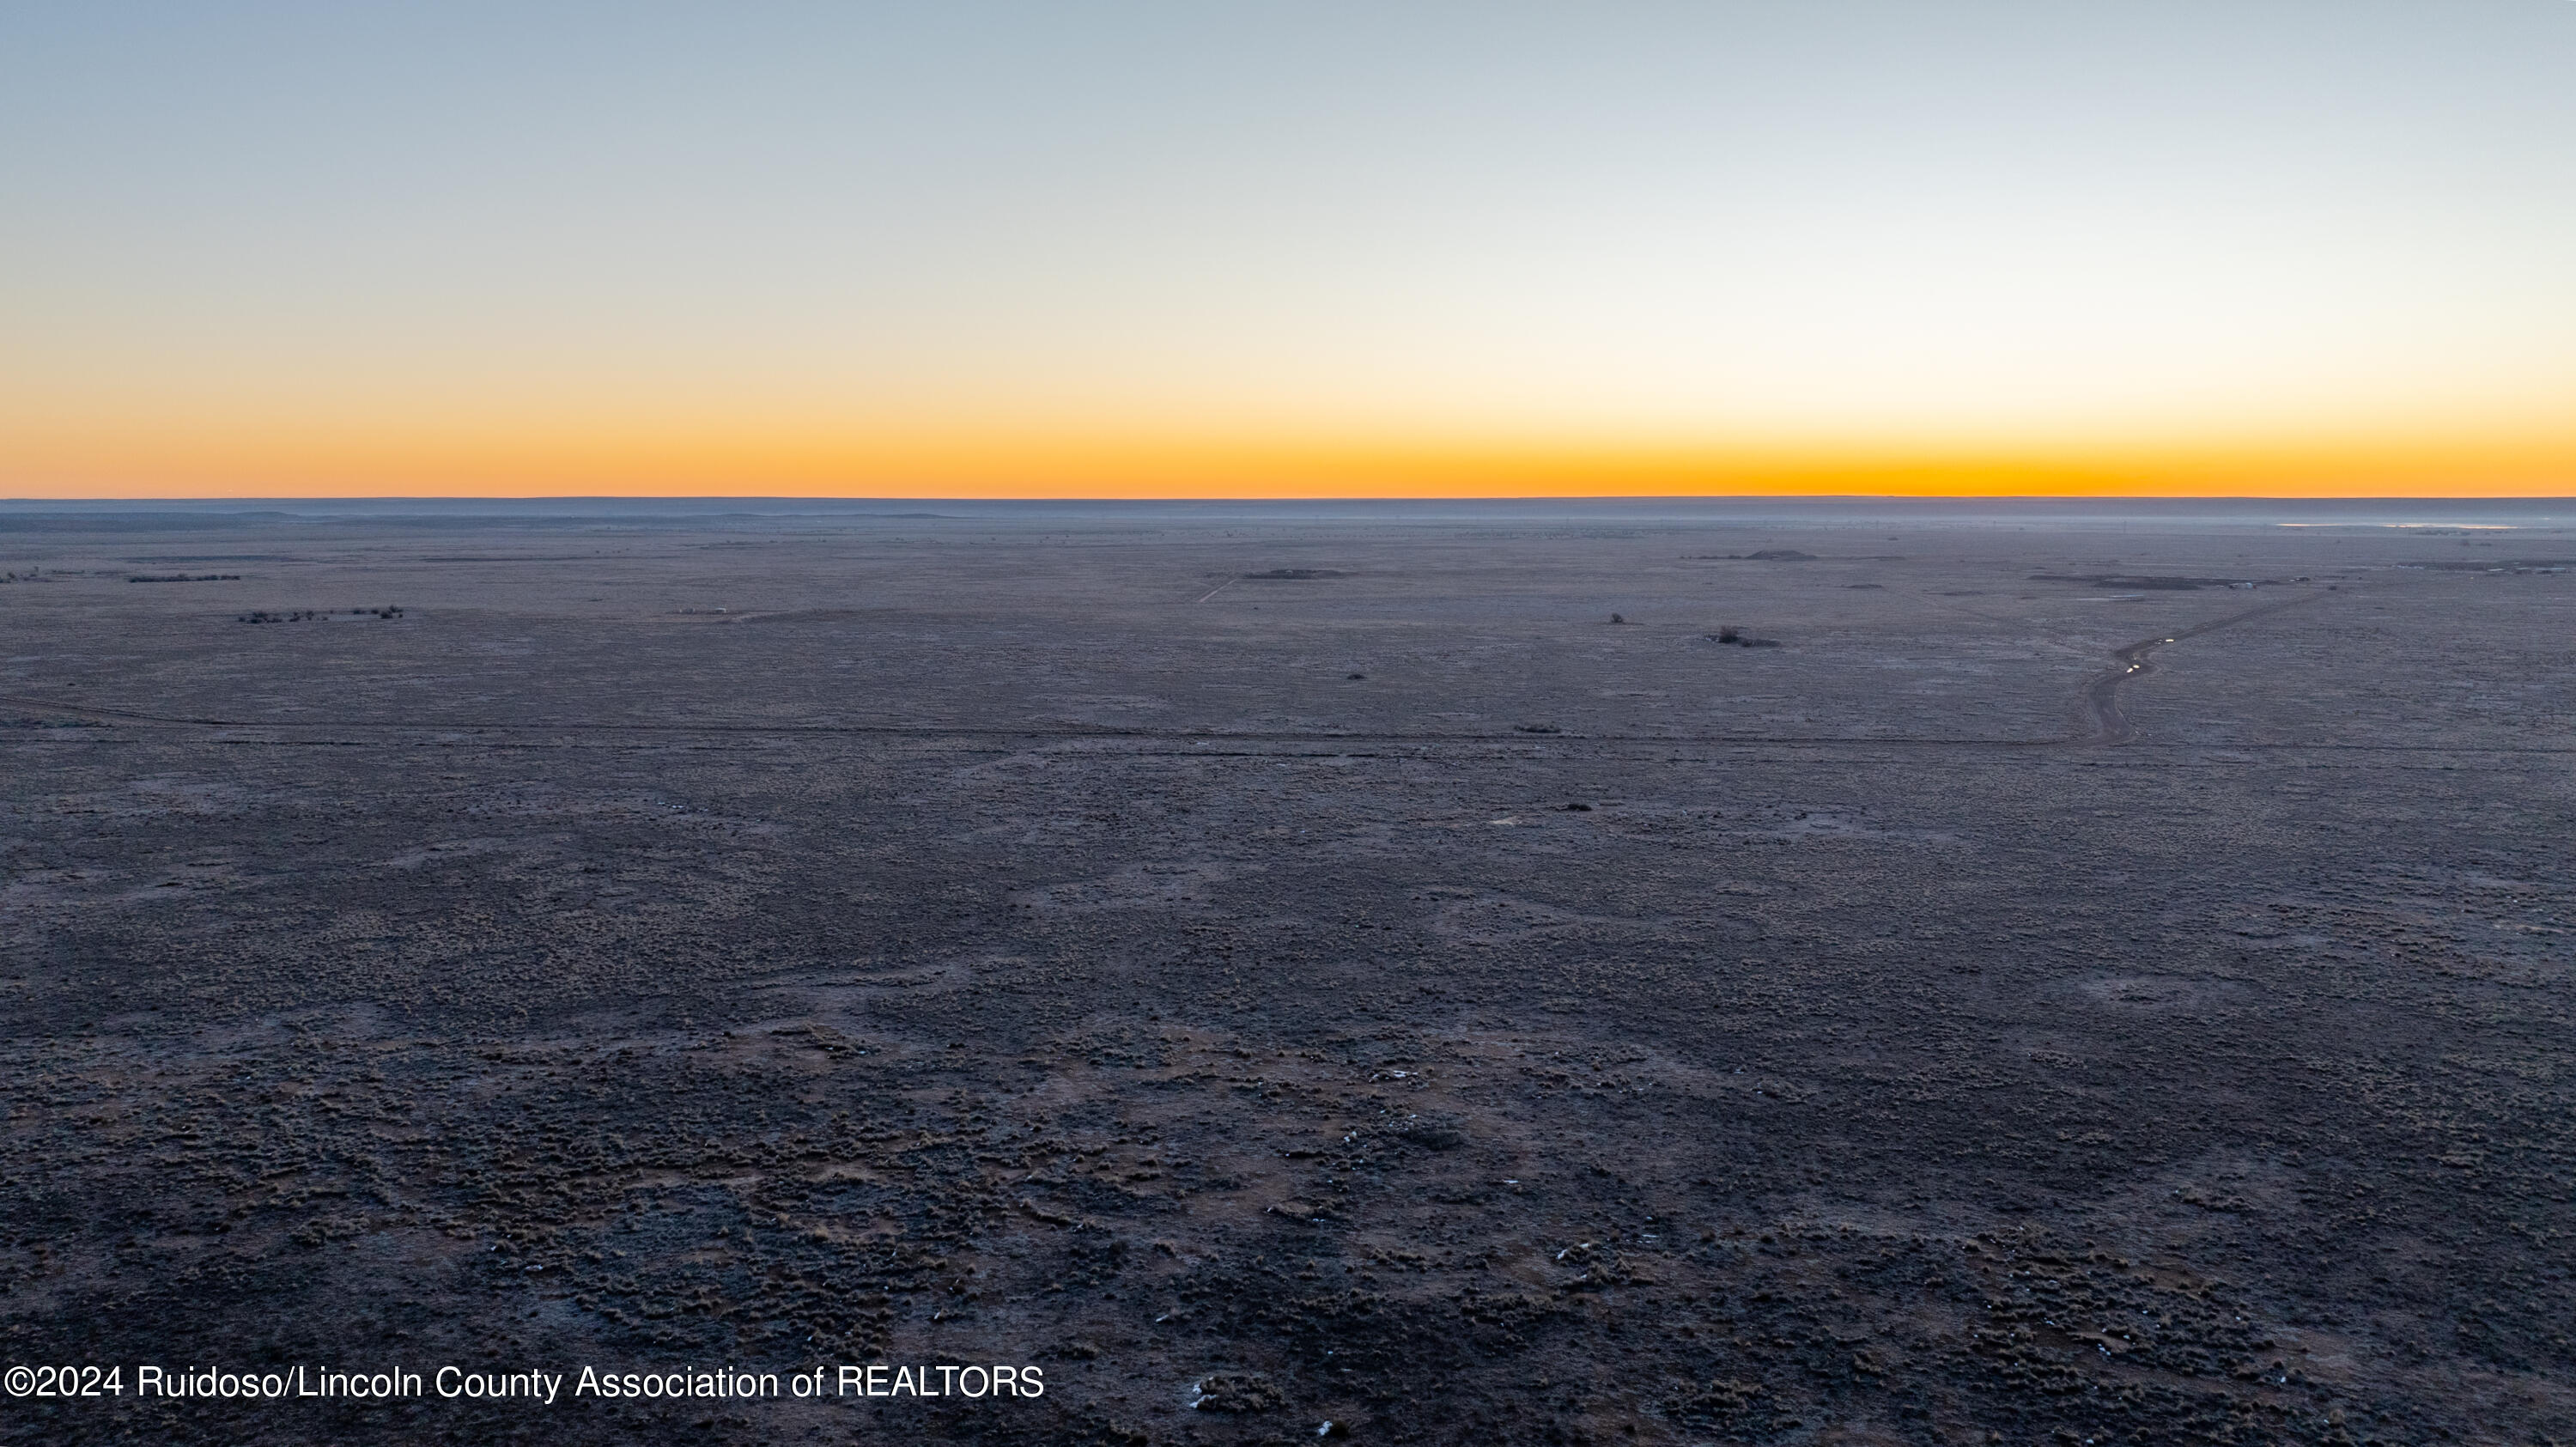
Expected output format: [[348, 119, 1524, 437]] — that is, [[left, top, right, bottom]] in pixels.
[[2, 501, 2571, 1445]]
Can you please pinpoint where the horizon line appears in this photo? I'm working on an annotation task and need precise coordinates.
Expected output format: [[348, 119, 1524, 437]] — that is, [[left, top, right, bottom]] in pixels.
[[5, 492, 2573, 508]]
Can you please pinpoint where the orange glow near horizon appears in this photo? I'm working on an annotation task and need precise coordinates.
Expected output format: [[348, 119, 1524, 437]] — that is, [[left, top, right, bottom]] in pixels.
[[8, 422, 2576, 501]]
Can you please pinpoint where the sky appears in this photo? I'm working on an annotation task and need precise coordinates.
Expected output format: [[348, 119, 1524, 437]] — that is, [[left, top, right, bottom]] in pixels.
[[4, 2, 2573, 498]]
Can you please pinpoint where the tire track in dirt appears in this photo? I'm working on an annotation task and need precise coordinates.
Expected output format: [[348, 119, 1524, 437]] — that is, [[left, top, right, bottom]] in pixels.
[[2081, 593, 2326, 745]]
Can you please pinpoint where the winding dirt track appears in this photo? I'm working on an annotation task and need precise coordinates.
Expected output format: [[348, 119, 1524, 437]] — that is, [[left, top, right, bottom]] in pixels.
[[2081, 593, 2324, 745]]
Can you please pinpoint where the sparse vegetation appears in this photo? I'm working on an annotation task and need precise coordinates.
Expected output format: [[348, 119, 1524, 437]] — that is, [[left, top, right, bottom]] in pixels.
[[238, 605, 404, 623]]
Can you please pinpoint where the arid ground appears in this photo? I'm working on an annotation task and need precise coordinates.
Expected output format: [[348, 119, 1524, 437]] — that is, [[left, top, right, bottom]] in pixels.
[[3, 500, 2571, 1445]]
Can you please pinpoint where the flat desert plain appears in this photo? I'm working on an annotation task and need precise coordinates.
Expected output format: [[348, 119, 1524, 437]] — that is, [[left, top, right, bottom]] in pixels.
[[2, 501, 2571, 1445]]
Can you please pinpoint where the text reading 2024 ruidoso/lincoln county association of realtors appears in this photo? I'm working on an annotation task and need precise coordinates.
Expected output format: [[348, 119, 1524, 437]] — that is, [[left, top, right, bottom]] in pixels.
[[9, 1362, 1046, 1405]]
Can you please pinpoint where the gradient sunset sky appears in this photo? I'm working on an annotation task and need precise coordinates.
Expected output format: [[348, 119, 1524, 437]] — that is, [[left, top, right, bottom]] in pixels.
[[5, 2, 2573, 498]]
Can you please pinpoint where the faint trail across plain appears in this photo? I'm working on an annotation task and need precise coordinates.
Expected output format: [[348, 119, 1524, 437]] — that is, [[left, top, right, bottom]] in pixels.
[[2081, 593, 2326, 745]]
